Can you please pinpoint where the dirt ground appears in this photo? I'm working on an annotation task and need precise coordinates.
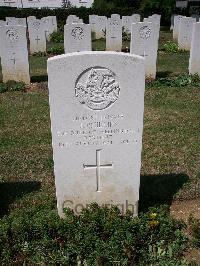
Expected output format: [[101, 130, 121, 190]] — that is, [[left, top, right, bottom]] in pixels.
[[171, 199, 200, 265]]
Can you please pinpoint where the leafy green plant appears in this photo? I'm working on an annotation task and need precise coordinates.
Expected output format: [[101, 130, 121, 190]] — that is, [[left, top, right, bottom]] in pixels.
[[47, 45, 64, 55], [0, 81, 25, 93], [50, 31, 64, 43], [163, 41, 179, 53], [32, 51, 47, 57], [122, 27, 131, 42], [0, 204, 188, 265], [148, 74, 200, 88]]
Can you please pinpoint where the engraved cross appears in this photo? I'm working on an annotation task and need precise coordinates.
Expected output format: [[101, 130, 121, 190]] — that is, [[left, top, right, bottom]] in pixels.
[[83, 149, 113, 192], [35, 36, 40, 44]]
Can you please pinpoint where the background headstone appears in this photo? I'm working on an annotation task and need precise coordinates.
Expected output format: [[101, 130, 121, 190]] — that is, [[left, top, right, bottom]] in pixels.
[[47, 51, 145, 217], [130, 22, 159, 79], [106, 17, 122, 51], [178, 17, 196, 51], [89, 15, 107, 39], [173, 15, 184, 40], [64, 23, 91, 53], [189, 22, 200, 75], [66, 15, 83, 24], [28, 19, 46, 54], [0, 25, 30, 84], [41, 16, 55, 41]]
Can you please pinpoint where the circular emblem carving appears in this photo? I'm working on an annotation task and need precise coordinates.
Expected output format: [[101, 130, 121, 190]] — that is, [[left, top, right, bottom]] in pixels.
[[75, 67, 120, 111], [6, 29, 19, 42], [139, 26, 151, 39], [33, 21, 41, 30], [71, 27, 84, 40]]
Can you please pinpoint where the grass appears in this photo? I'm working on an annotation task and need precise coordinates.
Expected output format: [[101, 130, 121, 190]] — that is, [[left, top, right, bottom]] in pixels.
[[0, 29, 199, 216]]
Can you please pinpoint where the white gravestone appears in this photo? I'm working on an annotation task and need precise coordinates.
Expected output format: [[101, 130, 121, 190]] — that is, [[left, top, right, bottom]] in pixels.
[[111, 14, 121, 20], [41, 16, 55, 41], [132, 14, 141, 22], [130, 22, 159, 79], [173, 15, 184, 40], [0, 21, 6, 58], [89, 15, 107, 39], [27, 16, 36, 24], [66, 15, 83, 24], [28, 19, 46, 54], [64, 23, 91, 53], [47, 51, 145, 217], [0, 25, 30, 84], [189, 22, 200, 75], [178, 17, 196, 51], [122, 16, 140, 34], [170, 15, 175, 30], [106, 18, 122, 52], [48, 16, 57, 33]]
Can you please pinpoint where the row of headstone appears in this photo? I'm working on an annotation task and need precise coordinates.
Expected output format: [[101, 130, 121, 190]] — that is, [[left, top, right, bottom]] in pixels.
[[63, 14, 160, 79], [0, 16, 58, 83], [0, 13, 161, 84], [173, 15, 198, 51]]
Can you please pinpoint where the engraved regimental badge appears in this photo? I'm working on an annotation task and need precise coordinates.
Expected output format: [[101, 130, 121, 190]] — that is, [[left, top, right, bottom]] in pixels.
[[6, 29, 19, 42], [75, 67, 120, 111], [139, 26, 151, 39]]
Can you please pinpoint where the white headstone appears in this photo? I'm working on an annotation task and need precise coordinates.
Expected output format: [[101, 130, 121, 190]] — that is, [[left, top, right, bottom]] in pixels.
[[189, 22, 200, 75], [64, 23, 91, 53], [48, 16, 57, 33], [130, 22, 159, 79], [89, 15, 107, 39], [111, 14, 121, 20], [170, 15, 175, 30], [66, 15, 83, 24], [173, 15, 184, 40], [178, 17, 196, 51], [0, 21, 6, 58], [106, 18, 122, 52], [6, 17, 16, 25], [28, 19, 46, 54], [47, 51, 145, 217], [132, 14, 141, 22], [41, 16, 55, 41], [0, 25, 30, 84], [27, 16, 36, 24], [122, 16, 140, 33]]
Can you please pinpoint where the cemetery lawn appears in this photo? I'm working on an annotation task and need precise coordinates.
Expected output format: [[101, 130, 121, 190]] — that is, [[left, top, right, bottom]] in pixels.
[[0, 28, 199, 264]]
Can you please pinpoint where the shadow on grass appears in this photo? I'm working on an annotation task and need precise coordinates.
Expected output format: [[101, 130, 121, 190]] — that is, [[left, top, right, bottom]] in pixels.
[[0, 181, 41, 217], [31, 75, 48, 83], [156, 71, 173, 78], [139, 173, 189, 212]]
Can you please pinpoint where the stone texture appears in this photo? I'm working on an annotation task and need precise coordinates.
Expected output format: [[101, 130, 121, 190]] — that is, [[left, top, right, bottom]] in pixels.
[[0, 25, 30, 84], [64, 23, 91, 53], [178, 17, 196, 51], [28, 19, 46, 54], [106, 18, 122, 51], [47, 51, 145, 217], [189, 22, 200, 75], [130, 22, 159, 79]]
